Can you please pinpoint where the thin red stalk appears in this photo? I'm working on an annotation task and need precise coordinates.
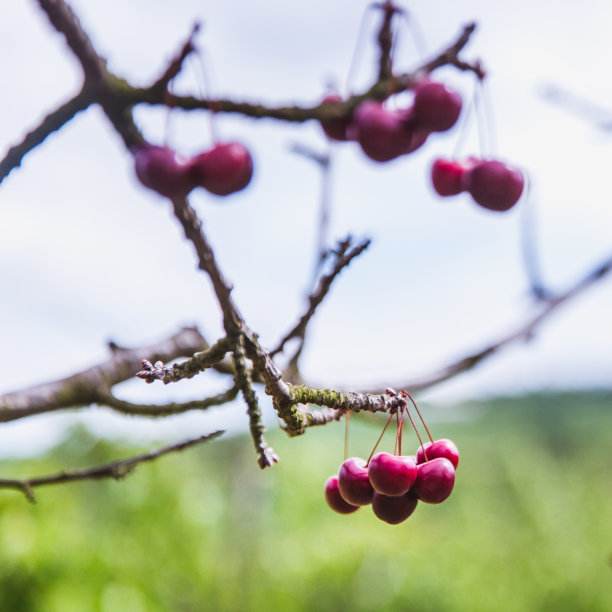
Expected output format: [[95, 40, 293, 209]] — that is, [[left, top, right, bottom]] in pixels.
[[366, 410, 394, 466], [403, 390, 434, 443]]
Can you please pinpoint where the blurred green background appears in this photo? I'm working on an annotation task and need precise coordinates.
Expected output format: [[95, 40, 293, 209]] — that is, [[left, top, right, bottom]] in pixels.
[[0, 391, 610, 612]]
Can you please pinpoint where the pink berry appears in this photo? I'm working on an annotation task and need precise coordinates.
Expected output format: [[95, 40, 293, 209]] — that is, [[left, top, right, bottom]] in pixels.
[[416, 439, 460, 469], [465, 160, 524, 211], [414, 457, 455, 504], [372, 490, 419, 525], [338, 457, 374, 506], [351, 100, 413, 162], [190, 142, 253, 196], [367, 452, 417, 497], [412, 80, 462, 132], [324, 475, 360, 514], [320, 94, 352, 142], [134, 145, 194, 197]]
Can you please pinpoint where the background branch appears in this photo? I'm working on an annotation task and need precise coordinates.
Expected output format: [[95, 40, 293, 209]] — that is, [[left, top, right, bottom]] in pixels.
[[0, 429, 224, 502]]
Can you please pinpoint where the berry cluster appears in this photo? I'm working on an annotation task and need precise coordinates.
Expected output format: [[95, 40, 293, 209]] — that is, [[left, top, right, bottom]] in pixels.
[[325, 439, 459, 524], [324, 393, 459, 525], [432, 157, 524, 211], [134, 142, 253, 198], [320, 79, 461, 163]]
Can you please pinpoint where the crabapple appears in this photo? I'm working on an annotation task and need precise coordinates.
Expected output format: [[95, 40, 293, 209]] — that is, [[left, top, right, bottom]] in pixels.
[[367, 452, 417, 497], [372, 490, 419, 524], [338, 457, 374, 506], [431, 158, 467, 196], [351, 100, 413, 162], [416, 439, 460, 469], [320, 94, 353, 141], [134, 145, 194, 198], [413, 457, 455, 504], [190, 142, 253, 196], [465, 159, 524, 211], [324, 475, 360, 514], [412, 80, 462, 132]]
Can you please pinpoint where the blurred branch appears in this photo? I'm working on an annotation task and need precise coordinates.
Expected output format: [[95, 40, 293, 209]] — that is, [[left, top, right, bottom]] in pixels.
[[375, 0, 401, 81], [0, 430, 224, 503], [0, 327, 209, 422], [0, 89, 91, 184], [371, 251, 612, 394], [150, 22, 201, 94], [271, 237, 371, 380], [541, 83, 612, 131]]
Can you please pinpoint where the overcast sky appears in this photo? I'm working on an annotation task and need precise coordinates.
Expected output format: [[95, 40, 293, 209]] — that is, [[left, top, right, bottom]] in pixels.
[[1, 1, 611, 455]]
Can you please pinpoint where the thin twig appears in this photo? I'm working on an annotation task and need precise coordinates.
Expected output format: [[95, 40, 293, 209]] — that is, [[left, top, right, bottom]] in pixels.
[[96, 385, 239, 417], [0, 430, 224, 503], [0, 88, 91, 184]]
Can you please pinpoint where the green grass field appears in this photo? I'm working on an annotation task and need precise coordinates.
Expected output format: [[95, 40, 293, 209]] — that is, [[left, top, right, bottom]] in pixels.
[[0, 391, 610, 611]]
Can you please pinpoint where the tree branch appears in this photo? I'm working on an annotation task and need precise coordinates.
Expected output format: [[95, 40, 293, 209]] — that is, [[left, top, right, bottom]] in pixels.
[[0, 326, 209, 422], [95, 385, 238, 417], [0, 430, 224, 502], [0, 88, 92, 184]]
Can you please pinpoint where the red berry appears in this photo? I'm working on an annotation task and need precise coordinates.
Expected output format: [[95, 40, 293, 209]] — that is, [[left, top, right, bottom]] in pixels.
[[431, 158, 467, 196], [414, 457, 455, 504], [134, 145, 195, 197], [351, 100, 413, 162], [190, 142, 253, 196], [416, 439, 460, 469], [412, 80, 462, 132], [367, 452, 417, 497], [465, 160, 524, 211], [372, 490, 419, 524], [338, 457, 374, 506], [324, 475, 360, 514], [320, 94, 352, 142]]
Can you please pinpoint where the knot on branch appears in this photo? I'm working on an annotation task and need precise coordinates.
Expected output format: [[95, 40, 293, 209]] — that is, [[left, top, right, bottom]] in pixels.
[[136, 359, 167, 383]]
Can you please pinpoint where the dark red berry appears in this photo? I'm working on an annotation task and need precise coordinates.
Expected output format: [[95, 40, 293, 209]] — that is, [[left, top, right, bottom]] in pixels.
[[324, 475, 360, 514], [367, 452, 417, 497], [190, 142, 253, 196], [465, 160, 524, 211], [416, 439, 460, 469], [134, 145, 195, 197], [414, 457, 455, 504], [351, 100, 413, 162], [320, 94, 352, 142], [431, 158, 467, 196], [338, 457, 374, 506], [372, 490, 419, 524], [412, 80, 462, 132]]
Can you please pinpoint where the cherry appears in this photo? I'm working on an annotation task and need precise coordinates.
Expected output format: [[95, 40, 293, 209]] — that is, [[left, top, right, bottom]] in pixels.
[[324, 475, 360, 514], [412, 80, 462, 132], [431, 158, 467, 196], [367, 452, 417, 497], [320, 94, 353, 142], [190, 142, 253, 196], [413, 457, 455, 504], [351, 100, 413, 162], [465, 160, 524, 211], [372, 490, 419, 525], [338, 457, 374, 506], [416, 439, 460, 469], [134, 145, 194, 198]]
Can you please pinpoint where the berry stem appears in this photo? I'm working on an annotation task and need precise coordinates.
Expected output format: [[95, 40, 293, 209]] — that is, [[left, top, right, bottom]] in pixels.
[[344, 410, 350, 461], [402, 390, 434, 443], [366, 410, 395, 466]]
